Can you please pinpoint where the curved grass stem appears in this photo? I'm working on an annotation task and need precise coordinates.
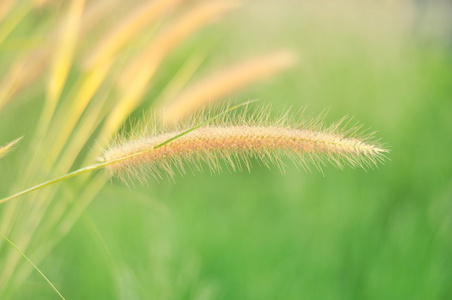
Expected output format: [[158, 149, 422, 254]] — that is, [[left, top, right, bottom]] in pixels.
[[0, 101, 252, 204], [0, 163, 107, 204], [0, 231, 65, 300]]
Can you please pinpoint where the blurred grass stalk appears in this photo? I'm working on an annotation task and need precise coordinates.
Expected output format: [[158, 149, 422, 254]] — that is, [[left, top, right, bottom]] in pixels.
[[0, 0, 297, 296]]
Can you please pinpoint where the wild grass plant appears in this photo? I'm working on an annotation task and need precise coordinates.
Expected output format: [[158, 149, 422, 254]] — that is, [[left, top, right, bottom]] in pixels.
[[0, 0, 451, 299], [0, 1, 313, 297]]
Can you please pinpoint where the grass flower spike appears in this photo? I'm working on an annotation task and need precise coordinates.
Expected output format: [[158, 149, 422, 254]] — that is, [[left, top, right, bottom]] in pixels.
[[0, 137, 22, 159], [102, 105, 387, 182], [161, 50, 298, 124]]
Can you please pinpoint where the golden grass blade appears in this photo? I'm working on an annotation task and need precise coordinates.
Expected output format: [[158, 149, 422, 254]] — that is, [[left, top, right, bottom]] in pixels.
[[0, 1, 31, 45], [47, 0, 86, 110], [0, 0, 114, 111], [0, 137, 23, 159], [101, 1, 240, 143], [14, 0, 86, 190], [0, 1, 116, 283], [53, 79, 113, 169], [117, 1, 241, 90], [0, 1, 139, 277], [46, 62, 113, 162], [0, 0, 107, 255], [46, 0, 186, 163], [161, 50, 297, 124], [83, 0, 184, 71]]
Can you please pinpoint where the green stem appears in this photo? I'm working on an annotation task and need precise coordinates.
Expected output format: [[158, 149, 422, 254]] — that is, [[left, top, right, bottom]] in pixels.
[[0, 101, 254, 204], [0, 163, 107, 205], [0, 232, 65, 300]]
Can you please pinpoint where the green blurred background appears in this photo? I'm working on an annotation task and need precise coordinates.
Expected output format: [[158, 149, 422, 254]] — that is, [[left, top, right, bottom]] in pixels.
[[1, 0, 452, 299]]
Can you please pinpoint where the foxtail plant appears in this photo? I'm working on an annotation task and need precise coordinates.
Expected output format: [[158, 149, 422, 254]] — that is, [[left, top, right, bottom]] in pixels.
[[0, 102, 387, 204], [0, 0, 387, 298], [160, 51, 298, 124]]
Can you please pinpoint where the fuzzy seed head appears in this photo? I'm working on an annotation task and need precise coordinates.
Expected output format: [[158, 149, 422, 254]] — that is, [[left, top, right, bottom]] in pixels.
[[100, 105, 388, 182]]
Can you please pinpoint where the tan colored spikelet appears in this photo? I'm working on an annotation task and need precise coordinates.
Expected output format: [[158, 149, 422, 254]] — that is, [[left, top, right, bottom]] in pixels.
[[117, 1, 241, 90], [0, 137, 23, 159], [161, 50, 297, 124], [0, 49, 51, 111], [101, 105, 387, 182]]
